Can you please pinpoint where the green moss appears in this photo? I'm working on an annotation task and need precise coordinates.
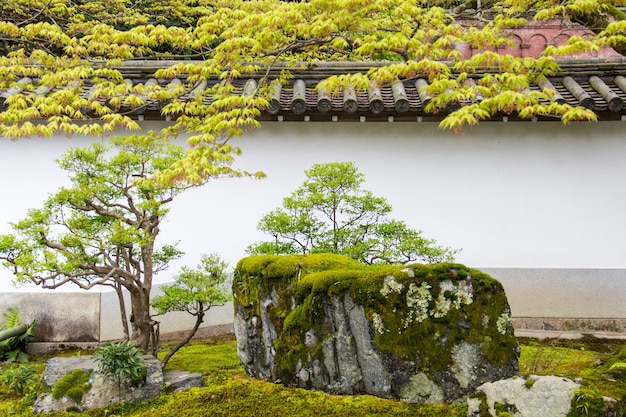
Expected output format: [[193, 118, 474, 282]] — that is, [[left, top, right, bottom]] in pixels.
[[495, 401, 517, 416], [235, 254, 362, 281], [470, 391, 491, 417], [52, 368, 92, 403], [6, 335, 626, 417]]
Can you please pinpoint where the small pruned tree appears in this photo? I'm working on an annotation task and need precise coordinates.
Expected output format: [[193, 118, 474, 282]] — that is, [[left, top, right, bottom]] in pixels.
[[151, 253, 231, 369], [0, 133, 257, 353], [247, 162, 459, 264]]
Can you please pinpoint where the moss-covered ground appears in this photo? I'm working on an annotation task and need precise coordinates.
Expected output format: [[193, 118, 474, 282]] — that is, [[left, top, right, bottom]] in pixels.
[[0, 334, 624, 417], [518, 336, 626, 403]]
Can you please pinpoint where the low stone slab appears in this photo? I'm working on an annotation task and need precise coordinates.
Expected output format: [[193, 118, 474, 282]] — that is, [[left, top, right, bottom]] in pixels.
[[467, 375, 579, 417], [163, 369, 205, 393], [33, 354, 204, 413]]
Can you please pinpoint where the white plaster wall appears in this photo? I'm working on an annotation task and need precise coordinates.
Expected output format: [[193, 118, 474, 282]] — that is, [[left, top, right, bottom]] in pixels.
[[482, 268, 626, 318], [171, 120, 626, 271], [0, 292, 100, 342], [1, 120, 625, 288]]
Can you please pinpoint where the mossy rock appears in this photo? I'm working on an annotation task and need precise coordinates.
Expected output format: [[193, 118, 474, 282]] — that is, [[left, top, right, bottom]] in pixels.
[[52, 368, 92, 403], [233, 254, 519, 403]]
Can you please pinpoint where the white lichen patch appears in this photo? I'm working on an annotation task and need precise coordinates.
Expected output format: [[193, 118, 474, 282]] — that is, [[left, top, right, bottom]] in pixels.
[[406, 282, 433, 323], [376, 275, 479, 333], [439, 280, 456, 294], [402, 310, 414, 329], [458, 279, 474, 295], [371, 312, 385, 335], [380, 275, 404, 296], [432, 294, 451, 318], [400, 372, 444, 404], [453, 289, 473, 309], [451, 342, 480, 389], [496, 312, 511, 335]]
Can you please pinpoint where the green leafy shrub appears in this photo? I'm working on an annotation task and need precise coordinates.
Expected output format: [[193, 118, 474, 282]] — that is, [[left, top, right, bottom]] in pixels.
[[1, 364, 37, 395], [94, 340, 147, 387], [52, 368, 92, 403], [0, 307, 37, 363]]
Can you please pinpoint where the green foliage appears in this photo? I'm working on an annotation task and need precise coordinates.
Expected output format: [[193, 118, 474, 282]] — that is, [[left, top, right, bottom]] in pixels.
[[494, 401, 517, 416], [519, 342, 596, 376], [94, 341, 147, 387], [0, 135, 189, 291], [247, 162, 459, 265], [0, 0, 620, 187], [0, 364, 37, 395], [609, 360, 626, 381], [569, 385, 605, 417], [519, 337, 626, 410], [51, 368, 92, 403], [4, 336, 626, 417], [1, 307, 19, 329], [0, 308, 36, 363]]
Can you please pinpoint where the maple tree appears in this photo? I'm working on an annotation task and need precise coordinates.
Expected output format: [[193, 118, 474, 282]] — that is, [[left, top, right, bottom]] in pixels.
[[0, 0, 624, 182]]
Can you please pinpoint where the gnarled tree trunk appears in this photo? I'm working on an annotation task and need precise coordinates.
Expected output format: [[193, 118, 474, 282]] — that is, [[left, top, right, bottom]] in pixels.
[[129, 287, 154, 353]]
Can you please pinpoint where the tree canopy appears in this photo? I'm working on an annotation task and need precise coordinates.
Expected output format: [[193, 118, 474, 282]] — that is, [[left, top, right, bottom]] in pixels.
[[247, 162, 459, 264], [1, 0, 625, 182]]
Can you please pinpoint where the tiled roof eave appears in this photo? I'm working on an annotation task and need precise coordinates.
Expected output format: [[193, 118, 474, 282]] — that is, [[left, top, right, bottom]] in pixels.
[[2, 58, 626, 122], [108, 56, 626, 78]]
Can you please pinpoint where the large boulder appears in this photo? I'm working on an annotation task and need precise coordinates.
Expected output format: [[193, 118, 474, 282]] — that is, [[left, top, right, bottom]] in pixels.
[[233, 254, 519, 404]]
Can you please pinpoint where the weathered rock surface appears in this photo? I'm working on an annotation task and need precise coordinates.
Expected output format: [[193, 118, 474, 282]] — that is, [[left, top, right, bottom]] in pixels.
[[162, 369, 205, 393], [33, 355, 204, 413], [233, 254, 520, 404], [467, 375, 580, 417]]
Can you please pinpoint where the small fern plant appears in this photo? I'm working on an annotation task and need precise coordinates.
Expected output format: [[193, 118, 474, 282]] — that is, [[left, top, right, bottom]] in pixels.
[[608, 361, 626, 380]]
